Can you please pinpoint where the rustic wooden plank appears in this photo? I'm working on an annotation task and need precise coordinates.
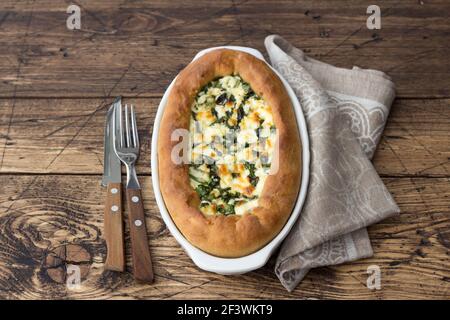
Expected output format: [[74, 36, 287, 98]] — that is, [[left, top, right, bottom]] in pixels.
[[0, 0, 448, 98], [373, 98, 450, 177], [0, 98, 448, 176], [0, 97, 155, 174], [0, 174, 448, 299], [0, 0, 447, 302]]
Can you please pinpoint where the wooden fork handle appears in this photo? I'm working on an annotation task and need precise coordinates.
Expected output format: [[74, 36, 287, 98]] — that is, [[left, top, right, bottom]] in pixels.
[[126, 188, 154, 283], [104, 182, 125, 272]]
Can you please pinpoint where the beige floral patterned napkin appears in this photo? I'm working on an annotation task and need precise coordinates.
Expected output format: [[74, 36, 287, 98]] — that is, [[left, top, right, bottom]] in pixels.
[[264, 35, 400, 291]]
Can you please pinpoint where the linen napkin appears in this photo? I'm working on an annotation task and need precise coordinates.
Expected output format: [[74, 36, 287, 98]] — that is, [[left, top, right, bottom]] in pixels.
[[264, 35, 400, 291]]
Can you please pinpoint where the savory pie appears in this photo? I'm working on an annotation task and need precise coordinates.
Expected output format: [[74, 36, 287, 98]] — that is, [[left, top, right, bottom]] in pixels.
[[158, 49, 301, 257]]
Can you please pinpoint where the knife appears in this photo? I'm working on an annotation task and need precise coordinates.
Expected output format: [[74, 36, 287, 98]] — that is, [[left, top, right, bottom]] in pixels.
[[101, 97, 125, 272]]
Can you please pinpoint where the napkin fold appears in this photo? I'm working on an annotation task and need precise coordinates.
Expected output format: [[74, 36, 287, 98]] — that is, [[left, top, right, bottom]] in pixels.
[[264, 35, 400, 291]]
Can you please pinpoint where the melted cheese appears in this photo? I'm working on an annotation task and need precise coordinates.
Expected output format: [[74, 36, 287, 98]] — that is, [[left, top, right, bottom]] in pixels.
[[189, 75, 277, 216], [235, 199, 258, 216]]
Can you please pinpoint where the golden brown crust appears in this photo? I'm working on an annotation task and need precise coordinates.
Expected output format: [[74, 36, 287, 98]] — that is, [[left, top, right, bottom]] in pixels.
[[158, 49, 302, 257]]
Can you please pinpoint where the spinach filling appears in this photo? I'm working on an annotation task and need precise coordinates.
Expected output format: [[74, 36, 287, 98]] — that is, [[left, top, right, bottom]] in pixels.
[[191, 164, 256, 216], [189, 75, 275, 216]]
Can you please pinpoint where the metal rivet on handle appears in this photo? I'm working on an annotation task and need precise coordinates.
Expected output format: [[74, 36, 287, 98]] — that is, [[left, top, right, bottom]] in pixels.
[[134, 219, 142, 227], [132, 196, 139, 203], [111, 205, 119, 212], [110, 188, 118, 194]]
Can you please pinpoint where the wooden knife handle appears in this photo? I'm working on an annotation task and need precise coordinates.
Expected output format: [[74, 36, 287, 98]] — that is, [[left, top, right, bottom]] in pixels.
[[104, 182, 125, 272], [126, 188, 154, 283]]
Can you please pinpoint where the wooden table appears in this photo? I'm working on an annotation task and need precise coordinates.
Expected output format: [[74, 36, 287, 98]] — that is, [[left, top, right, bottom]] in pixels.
[[0, 0, 448, 300]]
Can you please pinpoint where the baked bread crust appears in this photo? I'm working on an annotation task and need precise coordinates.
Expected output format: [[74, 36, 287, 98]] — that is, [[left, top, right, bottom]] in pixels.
[[158, 49, 302, 257]]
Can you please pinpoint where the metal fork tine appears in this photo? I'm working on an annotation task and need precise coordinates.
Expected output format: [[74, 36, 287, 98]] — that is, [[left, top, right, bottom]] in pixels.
[[113, 102, 121, 149], [118, 103, 124, 148], [125, 104, 131, 148], [113, 102, 141, 188], [130, 105, 139, 148]]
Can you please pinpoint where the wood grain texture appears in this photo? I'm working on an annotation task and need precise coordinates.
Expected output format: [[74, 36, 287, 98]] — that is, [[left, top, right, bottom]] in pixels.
[[0, 175, 448, 299], [0, 98, 448, 176], [104, 182, 125, 272], [126, 188, 154, 284], [0, 0, 448, 98]]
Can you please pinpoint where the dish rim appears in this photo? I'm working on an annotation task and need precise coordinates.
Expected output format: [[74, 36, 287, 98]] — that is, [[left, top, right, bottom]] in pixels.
[[151, 46, 310, 275]]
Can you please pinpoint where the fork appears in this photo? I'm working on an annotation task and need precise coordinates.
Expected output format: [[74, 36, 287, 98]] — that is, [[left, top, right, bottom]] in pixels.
[[113, 103, 154, 283]]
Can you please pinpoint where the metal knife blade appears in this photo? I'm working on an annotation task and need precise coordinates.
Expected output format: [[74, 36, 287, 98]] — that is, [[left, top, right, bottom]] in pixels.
[[101, 97, 122, 186]]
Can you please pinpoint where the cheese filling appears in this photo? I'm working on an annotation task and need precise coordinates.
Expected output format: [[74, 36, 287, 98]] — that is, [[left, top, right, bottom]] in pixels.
[[189, 75, 277, 216]]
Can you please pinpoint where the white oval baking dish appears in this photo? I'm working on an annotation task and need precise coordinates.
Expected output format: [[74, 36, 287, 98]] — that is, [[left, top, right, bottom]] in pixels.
[[151, 46, 310, 275]]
